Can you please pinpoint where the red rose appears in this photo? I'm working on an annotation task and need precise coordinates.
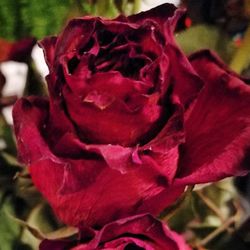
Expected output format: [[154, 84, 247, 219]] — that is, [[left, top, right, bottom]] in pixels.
[[40, 214, 190, 250], [0, 37, 36, 108], [0, 37, 36, 63], [13, 3, 250, 227]]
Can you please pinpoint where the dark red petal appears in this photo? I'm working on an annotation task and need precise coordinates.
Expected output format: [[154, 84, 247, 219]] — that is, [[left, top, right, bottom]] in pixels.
[[176, 50, 250, 185], [52, 130, 186, 203], [46, 97, 77, 147], [29, 156, 178, 227], [164, 44, 203, 107], [12, 97, 50, 164], [40, 215, 190, 250], [0, 37, 36, 63], [141, 102, 185, 183], [137, 185, 185, 217], [83, 214, 191, 250], [54, 18, 95, 60], [13, 97, 183, 227], [52, 132, 138, 172], [128, 3, 178, 28], [39, 36, 57, 70], [43, 74, 77, 147], [54, 17, 138, 62], [62, 73, 162, 146], [39, 239, 71, 250]]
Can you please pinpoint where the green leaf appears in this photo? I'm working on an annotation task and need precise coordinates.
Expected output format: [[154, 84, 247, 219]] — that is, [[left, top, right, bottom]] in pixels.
[[176, 25, 219, 53], [94, 0, 119, 18], [0, 194, 21, 250], [0, 0, 141, 41], [0, 115, 16, 154], [176, 25, 235, 63], [21, 203, 62, 249], [45, 226, 78, 241], [0, 0, 76, 40], [230, 26, 250, 74]]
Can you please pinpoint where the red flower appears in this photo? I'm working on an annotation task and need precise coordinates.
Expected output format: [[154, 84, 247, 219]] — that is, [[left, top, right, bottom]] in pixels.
[[0, 37, 36, 108], [40, 214, 190, 250], [13, 4, 250, 227], [0, 37, 36, 63]]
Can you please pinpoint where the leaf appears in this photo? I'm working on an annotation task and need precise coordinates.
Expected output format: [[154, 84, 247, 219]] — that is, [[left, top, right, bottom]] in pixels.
[[230, 25, 250, 74], [21, 203, 64, 249], [0, 0, 75, 40], [6, 206, 45, 240], [176, 24, 235, 63], [45, 226, 78, 240], [176, 25, 219, 53], [0, 0, 131, 41], [95, 0, 119, 17], [131, 0, 140, 14], [1, 151, 21, 167], [0, 114, 16, 154], [0, 194, 21, 250]]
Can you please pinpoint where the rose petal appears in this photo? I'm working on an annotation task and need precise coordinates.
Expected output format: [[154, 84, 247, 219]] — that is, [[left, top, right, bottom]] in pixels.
[[74, 214, 191, 250], [30, 156, 179, 227], [128, 4, 178, 28], [13, 98, 183, 227], [39, 36, 57, 70], [40, 214, 190, 250], [12, 97, 53, 164], [141, 102, 185, 183], [40, 239, 72, 250], [164, 44, 203, 108], [176, 50, 250, 185], [62, 73, 162, 146]]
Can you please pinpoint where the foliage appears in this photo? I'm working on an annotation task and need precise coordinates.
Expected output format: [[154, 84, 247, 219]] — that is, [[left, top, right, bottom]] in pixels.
[[0, 0, 140, 40]]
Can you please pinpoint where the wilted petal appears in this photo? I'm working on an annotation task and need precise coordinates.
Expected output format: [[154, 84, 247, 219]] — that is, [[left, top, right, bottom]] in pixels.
[[176, 50, 250, 185], [40, 214, 191, 250], [39, 36, 57, 70], [128, 4, 178, 28]]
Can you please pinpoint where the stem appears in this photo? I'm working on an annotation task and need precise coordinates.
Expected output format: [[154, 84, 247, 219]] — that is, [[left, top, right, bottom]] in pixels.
[[197, 202, 242, 247], [198, 215, 236, 247], [196, 190, 225, 222]]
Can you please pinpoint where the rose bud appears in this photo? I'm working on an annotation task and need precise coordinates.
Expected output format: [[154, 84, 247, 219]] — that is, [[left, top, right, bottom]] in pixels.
[[40, 214, 190, 250], [13, 3, 250, 227]]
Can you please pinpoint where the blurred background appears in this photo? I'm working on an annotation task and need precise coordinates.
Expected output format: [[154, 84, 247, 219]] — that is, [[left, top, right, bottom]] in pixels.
[[0, 1, 250, 249]]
